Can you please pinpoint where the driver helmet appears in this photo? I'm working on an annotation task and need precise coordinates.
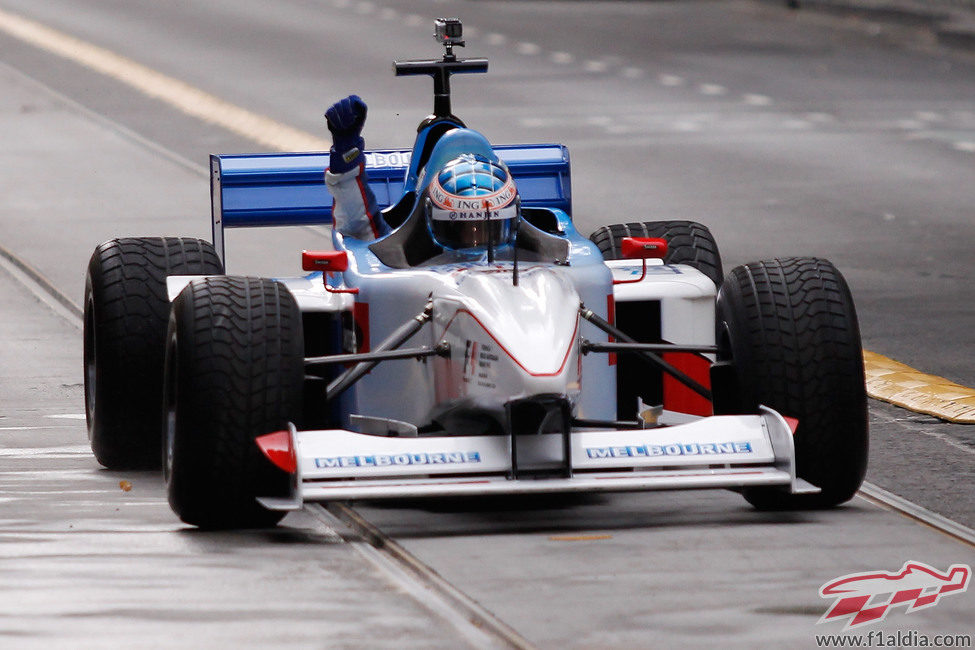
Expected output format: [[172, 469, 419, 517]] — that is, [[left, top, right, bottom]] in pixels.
[[424, 153, 520, 251]]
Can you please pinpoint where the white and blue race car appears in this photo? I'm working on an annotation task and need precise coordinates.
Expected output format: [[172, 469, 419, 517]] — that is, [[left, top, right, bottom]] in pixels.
[[83, 19, 868, 529]]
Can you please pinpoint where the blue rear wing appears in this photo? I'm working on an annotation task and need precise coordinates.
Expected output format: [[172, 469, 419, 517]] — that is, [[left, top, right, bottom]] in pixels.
[[210, 144, 571, 260]]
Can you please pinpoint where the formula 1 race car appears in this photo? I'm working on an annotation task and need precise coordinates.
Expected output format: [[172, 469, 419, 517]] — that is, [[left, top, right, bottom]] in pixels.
[[83, 19, 868, 529]]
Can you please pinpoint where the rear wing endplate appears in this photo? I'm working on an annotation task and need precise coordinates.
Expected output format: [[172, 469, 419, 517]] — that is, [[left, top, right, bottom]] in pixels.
[[210, 144, 571, 261]]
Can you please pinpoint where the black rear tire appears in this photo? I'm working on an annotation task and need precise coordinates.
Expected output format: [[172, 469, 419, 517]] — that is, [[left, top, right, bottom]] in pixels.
[[716, 258, 868, 509], [164, 276, 304, 529], [84, 237, 223, 469], [589, 220, 723, 287]]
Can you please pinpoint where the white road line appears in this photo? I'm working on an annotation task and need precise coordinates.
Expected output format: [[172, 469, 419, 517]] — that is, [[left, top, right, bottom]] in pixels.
[[0, 7, 329, 152], [698, 83, 727, 96], [485, 33, 507, 47], [658, 73, 685, 86], [804, 112, 836, 124], [550, 52, 574, 64], [517, 42, 541, 56], [674, 121, 703, 132], [0, 445, 91, 457], [783, 118, 813, 130], [583, 60, 608, 73], [897, 119, 926, 130], [914, 111, 943, 122], [742, 93, 772, 106]]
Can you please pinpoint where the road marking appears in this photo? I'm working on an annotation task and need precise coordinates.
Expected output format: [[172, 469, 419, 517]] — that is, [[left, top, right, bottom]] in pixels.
[[549, 534, 613, 542], [485, 32, 507, 46], [3, 7, 974, 426], [0, 7, 329, 153], [863, 351, 975, 423], [698, 83, 727, 96], [658, 74, 685, 86], [583, 60, 608, 73], [0, 445, 91, 457], [742, 93, 772, 106]]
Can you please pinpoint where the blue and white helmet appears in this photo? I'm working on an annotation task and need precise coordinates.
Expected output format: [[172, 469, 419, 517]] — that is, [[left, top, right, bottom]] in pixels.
[[425, 153, 520, 251]]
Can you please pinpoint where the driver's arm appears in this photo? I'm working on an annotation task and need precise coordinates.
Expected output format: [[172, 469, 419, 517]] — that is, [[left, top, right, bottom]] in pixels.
[[324, 95, 390, 239]]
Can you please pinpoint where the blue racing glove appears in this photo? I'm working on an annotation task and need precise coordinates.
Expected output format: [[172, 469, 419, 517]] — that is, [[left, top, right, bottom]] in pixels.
[[325, 95, 367, 174]]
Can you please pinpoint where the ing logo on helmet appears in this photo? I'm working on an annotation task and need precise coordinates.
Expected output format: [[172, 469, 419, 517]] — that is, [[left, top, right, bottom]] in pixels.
[[428, 154, 518, 221]]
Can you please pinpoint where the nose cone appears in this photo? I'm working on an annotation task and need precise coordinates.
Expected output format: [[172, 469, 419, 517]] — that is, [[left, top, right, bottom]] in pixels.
[[452, 267, 580, 376]]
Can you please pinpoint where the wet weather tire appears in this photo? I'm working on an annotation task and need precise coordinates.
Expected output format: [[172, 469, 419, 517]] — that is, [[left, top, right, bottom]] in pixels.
[[84, 237, 223, 469], [589, 221, 723, 287], [716, 258, 868, 509], [164, 276, 303, 529]]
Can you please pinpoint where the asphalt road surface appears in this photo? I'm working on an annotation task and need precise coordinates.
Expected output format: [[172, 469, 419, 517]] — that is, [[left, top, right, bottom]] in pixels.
[[1, 1, 973, 648]]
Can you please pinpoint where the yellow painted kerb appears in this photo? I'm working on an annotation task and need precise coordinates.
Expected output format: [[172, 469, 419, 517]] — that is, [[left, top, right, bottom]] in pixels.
[[864, 351, 975, 424]]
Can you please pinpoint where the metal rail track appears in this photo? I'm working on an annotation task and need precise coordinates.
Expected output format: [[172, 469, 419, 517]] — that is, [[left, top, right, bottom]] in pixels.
[[312, 503, 535, 650]]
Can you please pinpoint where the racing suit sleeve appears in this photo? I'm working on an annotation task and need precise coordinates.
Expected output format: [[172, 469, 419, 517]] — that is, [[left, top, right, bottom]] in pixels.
[[325, 162, 389, 240], [324, 95, 390, 240]]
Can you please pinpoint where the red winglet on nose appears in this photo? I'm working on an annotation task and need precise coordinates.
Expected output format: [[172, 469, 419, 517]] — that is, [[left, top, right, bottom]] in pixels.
[[302, 250, 349, 273], [620, 237, 668, 260], [256, 430, 297, 474]]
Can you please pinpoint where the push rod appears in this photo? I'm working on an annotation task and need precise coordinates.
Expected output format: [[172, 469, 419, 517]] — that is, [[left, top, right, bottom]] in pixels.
[[578, 305, 713, 401], [325, 303, 434, 400], [581, 341, 718, 355], [305, 344, 447, 376]]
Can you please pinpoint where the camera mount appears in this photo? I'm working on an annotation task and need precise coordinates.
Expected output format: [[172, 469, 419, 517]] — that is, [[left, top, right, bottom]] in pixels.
[[393, 18, 488, 120]]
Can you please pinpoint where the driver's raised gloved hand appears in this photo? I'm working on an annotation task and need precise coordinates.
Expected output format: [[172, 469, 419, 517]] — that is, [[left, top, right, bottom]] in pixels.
[[325, 95, 367, 174]]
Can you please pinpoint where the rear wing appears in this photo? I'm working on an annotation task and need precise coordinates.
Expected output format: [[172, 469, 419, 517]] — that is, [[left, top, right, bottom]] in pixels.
[[210, 144, 572, 261]]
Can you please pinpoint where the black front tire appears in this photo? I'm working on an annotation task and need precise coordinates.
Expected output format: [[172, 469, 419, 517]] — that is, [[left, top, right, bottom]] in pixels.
[[716, 258, 868, 509], [164, 276, 304, 529], [589, 220, 723, 287], [84, 237, 223, 469]]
